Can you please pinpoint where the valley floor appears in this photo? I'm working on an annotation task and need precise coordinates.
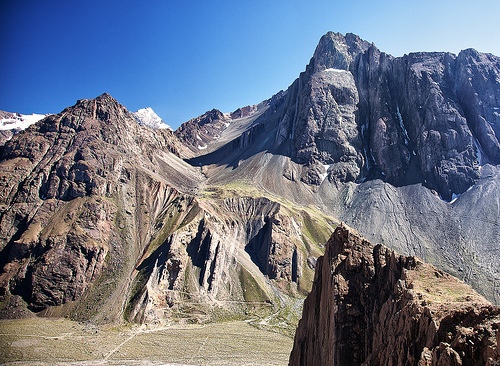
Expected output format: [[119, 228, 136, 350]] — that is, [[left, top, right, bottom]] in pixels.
[[0, 317, 293, 365]]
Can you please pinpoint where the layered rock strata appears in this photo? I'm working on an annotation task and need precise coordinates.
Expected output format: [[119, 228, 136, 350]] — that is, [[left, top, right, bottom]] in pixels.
[[273, 32, 499, 201], [289, 225, 500, 365]]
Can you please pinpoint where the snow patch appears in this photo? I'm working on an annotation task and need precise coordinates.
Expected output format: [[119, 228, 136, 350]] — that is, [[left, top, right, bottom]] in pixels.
[[324, 68, 349, 73], [197, 145, 207, 150], [320, 164, 331, 182], [396, 106, 410, 146], [132, 107, 172, 130], [450, 193, 461, 204], [0, 113, 47, 131], [473, 137, 485, 165]]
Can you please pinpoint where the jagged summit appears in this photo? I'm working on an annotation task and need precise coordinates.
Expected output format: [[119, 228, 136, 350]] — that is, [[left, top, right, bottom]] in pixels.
[[65, 92, 131, 123], [310, 32, 372, 72]]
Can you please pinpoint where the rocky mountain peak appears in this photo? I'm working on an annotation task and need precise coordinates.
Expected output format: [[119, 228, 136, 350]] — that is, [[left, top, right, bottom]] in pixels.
[[268, 31, 500, 200], [175, 108, 230, 153], [68, 92, 131, 124], [311, 31, 371, 72]]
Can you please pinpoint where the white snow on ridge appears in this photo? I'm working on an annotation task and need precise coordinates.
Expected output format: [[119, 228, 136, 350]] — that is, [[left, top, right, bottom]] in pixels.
[[0, 113, 47, 131], [323, 68, 349, 73], [450, 193, 461, 204], [396, 106, 410, 146], [320, 164, 332, 182], [473, 137, 485, 165], [132, 107, 172, 130]]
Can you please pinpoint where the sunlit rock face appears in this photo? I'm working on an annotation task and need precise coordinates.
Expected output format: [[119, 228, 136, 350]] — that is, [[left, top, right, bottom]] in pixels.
[[1, 31, 500, 324], [289, 225, 500, 366], [277, 32, 500, 201]]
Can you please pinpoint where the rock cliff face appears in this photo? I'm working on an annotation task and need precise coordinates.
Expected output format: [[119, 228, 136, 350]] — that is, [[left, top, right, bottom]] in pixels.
[[174, 109, 230, 154], [269, 32, 500, 200], [0, 94, 202, 320], [289, 225, 500, 366], [127, 196, 331, 324]]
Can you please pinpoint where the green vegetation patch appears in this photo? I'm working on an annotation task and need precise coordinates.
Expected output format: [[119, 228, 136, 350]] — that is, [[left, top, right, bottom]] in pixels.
[[239, 266, 271, 304]]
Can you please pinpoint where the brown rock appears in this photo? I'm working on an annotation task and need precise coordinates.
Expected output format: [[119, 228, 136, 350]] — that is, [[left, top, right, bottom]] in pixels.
[[289, 225, 500, 365]]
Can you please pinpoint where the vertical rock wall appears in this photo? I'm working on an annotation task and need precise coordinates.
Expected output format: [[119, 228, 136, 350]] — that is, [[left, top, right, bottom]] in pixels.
[[289, 225, 500, 365]]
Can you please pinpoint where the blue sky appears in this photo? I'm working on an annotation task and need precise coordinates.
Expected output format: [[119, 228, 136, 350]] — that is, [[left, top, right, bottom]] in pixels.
[[1, 1, 499, 129]]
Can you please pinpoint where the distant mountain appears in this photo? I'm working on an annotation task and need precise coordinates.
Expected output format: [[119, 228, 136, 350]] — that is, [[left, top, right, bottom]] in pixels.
[[0, 32, 499, 325], [132, 107, 172, 130], [0, 111, 48, 145], [0, 111, 48, 131]]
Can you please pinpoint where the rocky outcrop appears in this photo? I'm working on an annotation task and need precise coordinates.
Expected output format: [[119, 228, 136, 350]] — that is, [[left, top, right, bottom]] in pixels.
[[289, 225, 500, 365], [230, 104, 258, 119], [274, 33, 370, 185], [127, 196, 331, 324], [174, 109, 230, 154]]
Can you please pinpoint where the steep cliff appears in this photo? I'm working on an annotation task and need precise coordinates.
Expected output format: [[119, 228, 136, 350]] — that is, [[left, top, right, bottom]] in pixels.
[[289, 225, 500, 365], [127, 195, 334, 324], [268, 32, 499, 200], [0, 94, 202, 320]]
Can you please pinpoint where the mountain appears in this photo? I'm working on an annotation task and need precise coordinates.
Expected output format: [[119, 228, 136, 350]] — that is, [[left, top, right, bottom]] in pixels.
[[132, 107, 172, 130], [179, 32, 500, 304], [0, 93, 202, 320], [0, 93, 333, 324], [0, 111, 48, 145], [0, 31, 499, 324], [289, 225, 499, 365]]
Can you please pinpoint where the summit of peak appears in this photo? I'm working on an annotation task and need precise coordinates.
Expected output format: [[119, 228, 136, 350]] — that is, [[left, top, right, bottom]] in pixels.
[[132, 107, 172, 130], [312, 32, 372, 72]]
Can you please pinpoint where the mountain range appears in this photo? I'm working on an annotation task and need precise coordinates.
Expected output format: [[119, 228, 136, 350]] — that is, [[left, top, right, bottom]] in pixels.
[[0, 31, 499, 326]]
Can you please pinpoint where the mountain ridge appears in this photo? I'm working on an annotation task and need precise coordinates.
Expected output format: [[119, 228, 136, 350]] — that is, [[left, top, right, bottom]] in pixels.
[[0, 31, 499, 325]]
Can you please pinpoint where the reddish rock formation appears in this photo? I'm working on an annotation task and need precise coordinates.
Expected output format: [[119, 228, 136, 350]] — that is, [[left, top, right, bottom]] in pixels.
[[289, 225, 500, 365]]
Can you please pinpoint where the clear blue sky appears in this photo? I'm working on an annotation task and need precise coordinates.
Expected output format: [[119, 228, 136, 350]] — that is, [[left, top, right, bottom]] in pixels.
[[1, 0, 499, 129]]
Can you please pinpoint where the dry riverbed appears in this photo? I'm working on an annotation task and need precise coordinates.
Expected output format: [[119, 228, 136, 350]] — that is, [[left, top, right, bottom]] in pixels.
[[0, 317, 293, 365]]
